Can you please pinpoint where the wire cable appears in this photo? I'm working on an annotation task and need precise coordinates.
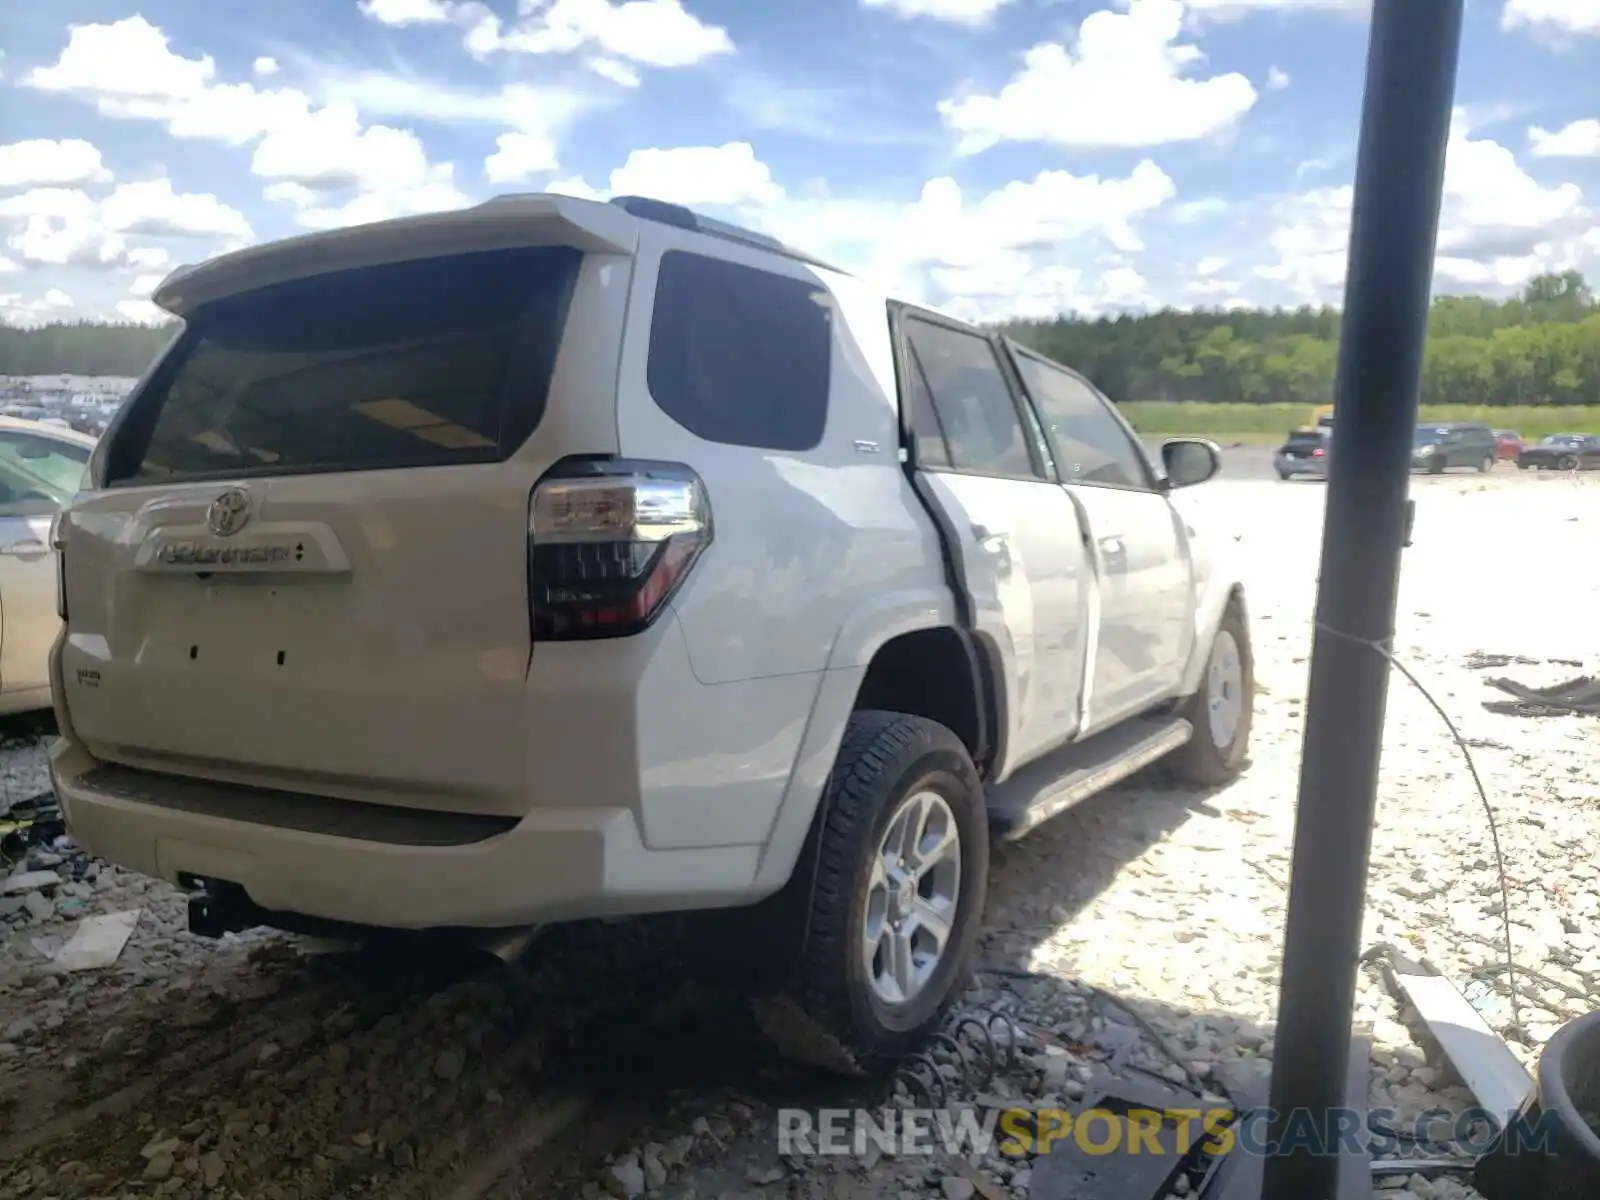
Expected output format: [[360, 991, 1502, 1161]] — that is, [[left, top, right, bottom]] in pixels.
[[1314, 620, 1524, 1039]]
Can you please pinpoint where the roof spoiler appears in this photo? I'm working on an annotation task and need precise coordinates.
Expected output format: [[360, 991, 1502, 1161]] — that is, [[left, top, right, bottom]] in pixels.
[[153, 194, 639, 319]]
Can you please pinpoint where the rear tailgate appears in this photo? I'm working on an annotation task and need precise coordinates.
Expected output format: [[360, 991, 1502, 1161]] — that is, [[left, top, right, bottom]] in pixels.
[[1281, 433, 1326, 459], [59, 231, 627, 815]]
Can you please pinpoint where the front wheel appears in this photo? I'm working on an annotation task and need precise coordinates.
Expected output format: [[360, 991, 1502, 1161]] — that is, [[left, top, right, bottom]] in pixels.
[[775, 711, 988, 1073], [1168, 604, 1254, 787], [1559, 454, 1580, 471]]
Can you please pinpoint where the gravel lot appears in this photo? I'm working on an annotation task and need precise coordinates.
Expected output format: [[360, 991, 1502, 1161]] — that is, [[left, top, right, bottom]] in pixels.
[[2, 458, 1595, 1200]]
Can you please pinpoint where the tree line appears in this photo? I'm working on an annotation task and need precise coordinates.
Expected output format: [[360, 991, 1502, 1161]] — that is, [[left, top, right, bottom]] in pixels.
[[1004, 270, 1598, 408], [2, 271, 1597, 409]]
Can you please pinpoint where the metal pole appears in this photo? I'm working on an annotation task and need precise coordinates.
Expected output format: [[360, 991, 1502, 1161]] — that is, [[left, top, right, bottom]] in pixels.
[[1261, 2, 1465, 1198]]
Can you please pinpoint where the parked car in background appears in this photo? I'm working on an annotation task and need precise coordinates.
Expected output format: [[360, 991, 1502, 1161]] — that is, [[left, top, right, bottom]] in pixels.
[[1493, 429, 1524, 462], [1274, 428, 1331, 480], [1517, 434, 1600, 471], [1410, 423, 1496, 474], [0, 416, 96, 714]]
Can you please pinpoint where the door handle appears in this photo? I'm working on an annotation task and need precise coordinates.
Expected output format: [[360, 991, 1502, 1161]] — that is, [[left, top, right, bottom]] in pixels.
[[972, 525, 1010, 551], [0, 539, 49, 560]]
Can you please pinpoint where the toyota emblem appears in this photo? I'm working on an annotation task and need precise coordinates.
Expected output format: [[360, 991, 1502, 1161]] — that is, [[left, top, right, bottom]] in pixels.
[[206, 487, 253, 537]]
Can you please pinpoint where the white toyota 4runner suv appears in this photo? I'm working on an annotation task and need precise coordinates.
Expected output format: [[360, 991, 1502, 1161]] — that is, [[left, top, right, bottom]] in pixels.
[[50, 193, 1251, 1069]]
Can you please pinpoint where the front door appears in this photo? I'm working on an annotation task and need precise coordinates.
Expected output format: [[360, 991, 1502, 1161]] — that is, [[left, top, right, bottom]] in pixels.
[[897, 312, 1092, 774], [1004, 344, 1194, 734]]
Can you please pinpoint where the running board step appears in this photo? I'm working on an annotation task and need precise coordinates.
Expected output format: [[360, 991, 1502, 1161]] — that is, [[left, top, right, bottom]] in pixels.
[[986, 716, 1193, 843]]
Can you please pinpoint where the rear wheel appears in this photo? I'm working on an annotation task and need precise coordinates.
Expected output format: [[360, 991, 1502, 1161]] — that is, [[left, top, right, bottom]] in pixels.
[[1276, 469, 1291, 481], [1559, 454, 1580, 471], [773, 711, 988, 1073], [1478, 455, 1494, 473], [1428, 457, 1445, 475], [1168, 604, 1253, 787]]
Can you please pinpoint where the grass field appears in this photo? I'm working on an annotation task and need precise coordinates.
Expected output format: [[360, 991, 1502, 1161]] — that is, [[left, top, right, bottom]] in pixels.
[[1121, 402, 1600, 444]]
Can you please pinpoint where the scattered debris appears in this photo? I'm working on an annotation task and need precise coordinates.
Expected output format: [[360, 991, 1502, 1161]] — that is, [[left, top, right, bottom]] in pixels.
[[0, 870, 59, 896], [1483, 673, 1600, 717], [51, 909, 141, 972]]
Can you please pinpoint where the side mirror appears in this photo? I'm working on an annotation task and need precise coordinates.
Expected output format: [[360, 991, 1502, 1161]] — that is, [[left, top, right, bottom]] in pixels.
[[1162, 438, 1222, 489]]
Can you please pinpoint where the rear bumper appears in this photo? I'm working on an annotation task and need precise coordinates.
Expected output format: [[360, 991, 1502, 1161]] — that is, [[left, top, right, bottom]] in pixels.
[[45, 610, 845, 931], [50, 736, 763, 929], [1274, 454, 1327, 476]]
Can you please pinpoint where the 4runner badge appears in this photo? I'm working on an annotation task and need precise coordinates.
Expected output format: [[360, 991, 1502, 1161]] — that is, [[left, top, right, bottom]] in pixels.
[[206, 487, 253, 537]]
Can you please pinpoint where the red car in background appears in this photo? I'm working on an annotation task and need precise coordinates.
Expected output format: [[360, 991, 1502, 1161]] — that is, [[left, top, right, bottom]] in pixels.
[[1493, 429, 1524, 462]]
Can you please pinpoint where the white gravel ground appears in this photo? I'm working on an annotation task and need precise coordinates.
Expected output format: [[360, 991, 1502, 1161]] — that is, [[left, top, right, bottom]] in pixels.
[[1, 463, 1595, 1200]]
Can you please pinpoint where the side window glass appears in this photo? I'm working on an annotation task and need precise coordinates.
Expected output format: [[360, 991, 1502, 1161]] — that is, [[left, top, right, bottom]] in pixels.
[[0, 433, 89, 516], [905, 359, 952, 469], [1013, 354, 1149, 489], [647, 251, 832, 452], [903, 320, 1042, 479]]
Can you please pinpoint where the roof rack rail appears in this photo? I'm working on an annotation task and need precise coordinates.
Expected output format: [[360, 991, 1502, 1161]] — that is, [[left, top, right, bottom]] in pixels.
[[608, 195, 846, 275]]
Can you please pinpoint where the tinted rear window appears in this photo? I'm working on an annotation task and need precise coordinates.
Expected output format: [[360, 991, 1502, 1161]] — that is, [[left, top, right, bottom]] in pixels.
[[1285, 433, 1324, 448], [106, 247, 581, 485], [646, 250, 832, 451]]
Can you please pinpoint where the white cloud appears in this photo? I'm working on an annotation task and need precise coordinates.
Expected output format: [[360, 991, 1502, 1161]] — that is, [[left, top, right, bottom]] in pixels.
[[27, 17, 216, 106], [102, 179, 252, 239], [938, 0, 1258, 154], [1266, 66, 1291, 90], [1188, 277, 1243, 297], [485, 132, 562, 184], [374, 0, 735, 71], [530, 142, 1175, 319], [0, 288, 75, 328], [1196, 256, 1229, 276], [0, 180, 250, 269], [1502, 0, 1600, 35], [127, 246, 172, 271], [1254, 116, 1592, 301], [609, 143, 784, 207], [0, 139, 113, 189], [358, 0, 461, 22], [587, 57, 643, 87], [860, 0, 1015, 24], [1530, 119, 1600, 158], [1186, 0, 1367, 16], [253, 56, 280, 76], [27, 18, 477, 235], [544, 176, 608, 201], [129, 273, 164, 298]]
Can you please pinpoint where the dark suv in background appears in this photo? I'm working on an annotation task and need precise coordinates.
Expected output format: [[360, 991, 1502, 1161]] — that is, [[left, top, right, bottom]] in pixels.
[[1411, 423, 1496, 474], [1274, 428, 1331, 480]]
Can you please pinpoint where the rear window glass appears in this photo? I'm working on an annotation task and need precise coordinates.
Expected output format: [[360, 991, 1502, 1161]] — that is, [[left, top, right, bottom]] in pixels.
[[106, 247, 581, 484], [646, 250, 832, 451], [1285, 432, 1324, 447]]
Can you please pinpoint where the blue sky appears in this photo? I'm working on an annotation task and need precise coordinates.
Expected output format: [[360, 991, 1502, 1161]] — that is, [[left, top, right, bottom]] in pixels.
[[1, 0, 1597, 326]]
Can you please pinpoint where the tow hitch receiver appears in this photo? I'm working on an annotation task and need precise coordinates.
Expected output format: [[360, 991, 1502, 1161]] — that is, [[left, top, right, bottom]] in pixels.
[[185, 878, 258, 938]]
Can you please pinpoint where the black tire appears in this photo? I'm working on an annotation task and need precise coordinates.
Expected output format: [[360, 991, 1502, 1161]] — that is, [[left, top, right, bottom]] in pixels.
[[1427, 457, 1445, 475], [785, 710, 989, 1072], [1168, 603, 1254, 787], [1517, 459, 1530, 470], [1559, 454, 1579, 471], [1478, 455, 1494, 473], [1276, 470, 1291, 481]]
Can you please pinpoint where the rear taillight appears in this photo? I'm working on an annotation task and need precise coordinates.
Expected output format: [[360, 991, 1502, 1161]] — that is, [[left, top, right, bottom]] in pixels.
[[529, 458, 711, 640], [1312, 448, 1326, 457], [50, 512, 67, 620]]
